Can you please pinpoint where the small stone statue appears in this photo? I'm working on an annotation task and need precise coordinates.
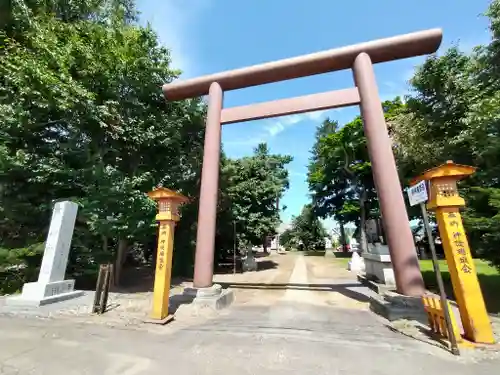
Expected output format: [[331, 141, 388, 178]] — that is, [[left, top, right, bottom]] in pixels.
[[241, 247, 257, 272]]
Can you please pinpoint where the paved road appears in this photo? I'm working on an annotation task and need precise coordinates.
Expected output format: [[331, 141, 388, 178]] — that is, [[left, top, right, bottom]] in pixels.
[[1, 253, 499, 374]]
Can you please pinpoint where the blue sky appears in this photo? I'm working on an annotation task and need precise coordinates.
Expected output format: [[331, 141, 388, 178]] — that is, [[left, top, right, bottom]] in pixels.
[[138, 0, 492, 231]]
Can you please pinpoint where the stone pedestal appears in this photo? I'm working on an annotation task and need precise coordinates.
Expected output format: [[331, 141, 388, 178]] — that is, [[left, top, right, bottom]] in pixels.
[[362, 243, 395, 286], [358, 244, 427, 321], [369, 291, 427, 322], [7, 201, 83, 307], [367, 242, 390, 255], [357, 243, 396, 294], [176, 284, 234, 310], [363, 253, 396, 286]]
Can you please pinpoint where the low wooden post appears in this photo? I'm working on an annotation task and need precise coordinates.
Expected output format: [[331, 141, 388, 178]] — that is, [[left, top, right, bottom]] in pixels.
[[92, 263, 113, 314]]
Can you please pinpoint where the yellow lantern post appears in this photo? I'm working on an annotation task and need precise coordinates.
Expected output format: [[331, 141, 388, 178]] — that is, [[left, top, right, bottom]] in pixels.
[[146, 187, 188, 324], [412, 161, 494, 344]]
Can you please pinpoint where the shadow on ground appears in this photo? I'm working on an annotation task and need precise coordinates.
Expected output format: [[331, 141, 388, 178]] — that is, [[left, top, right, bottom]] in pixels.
[[301, 251, 352, 258], [74, 265, 188, 294], [74, 259, 279, 294], [303, 251, 326, 256], [331, 251, 352, 258], [168, 293, 196, 314], [217, 281, 371, 303], [385, 323, 450, 353], [215, 260, 278, 275]]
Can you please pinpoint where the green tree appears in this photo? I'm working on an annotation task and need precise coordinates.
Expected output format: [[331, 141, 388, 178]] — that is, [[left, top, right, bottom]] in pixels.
[[309, 98, 406, 252], [388, 0, 500, 269], [282, 204, 327, 251], [0, 0, 207, 289], [279, 228, 296, 250], [222, 143, 292, 252], [391, 48, 478, 179], [308, 117, 376, 252]]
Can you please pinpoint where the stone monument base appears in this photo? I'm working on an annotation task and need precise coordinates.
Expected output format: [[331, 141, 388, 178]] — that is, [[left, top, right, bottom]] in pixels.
[[369, 291, 427, 322], [6, 279, 84, 307], [176, 284, 234, 310], [362, 252, 396, 286], [357, 274, 395, 294]]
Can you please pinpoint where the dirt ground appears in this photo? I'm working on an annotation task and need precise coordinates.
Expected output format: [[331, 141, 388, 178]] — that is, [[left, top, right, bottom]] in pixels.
[[214, 252, 371, 309], [2, 253, 500, 374]]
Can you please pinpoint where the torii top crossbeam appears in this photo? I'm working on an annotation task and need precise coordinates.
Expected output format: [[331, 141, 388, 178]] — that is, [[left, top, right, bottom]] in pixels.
[[162, 28, 442, 100]]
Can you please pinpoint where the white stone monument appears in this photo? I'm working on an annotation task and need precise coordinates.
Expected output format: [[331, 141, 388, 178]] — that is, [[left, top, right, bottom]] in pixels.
[[348, 251, 365, 272], [324, 237, 332, 249], [8, 201, 83, 306]]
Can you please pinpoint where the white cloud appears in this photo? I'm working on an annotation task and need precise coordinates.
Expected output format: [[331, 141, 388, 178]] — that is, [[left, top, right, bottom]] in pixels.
[[260, 110, 336, 140], [453, 33, 491, 54], [382, 81, 398, 90], [137, 0, 211, 77], [264, 115, 298, 137], [223, 136, 267, 147], [288, 169, 307, 180], [224, 108, 342, 149]]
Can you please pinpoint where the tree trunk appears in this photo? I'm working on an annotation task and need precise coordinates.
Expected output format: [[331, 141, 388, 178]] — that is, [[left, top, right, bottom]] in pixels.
[[376, 218, 385, 244], [114, 239, 128, 286], [359, 188, 368, 254], [340, 223, 348, 252], [420, 245, 428, 259], [102, 235, 108, 255]]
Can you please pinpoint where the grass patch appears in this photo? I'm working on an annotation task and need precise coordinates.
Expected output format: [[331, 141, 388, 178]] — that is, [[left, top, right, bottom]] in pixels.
[[331, 252, 351, 268], [300, 249, 351, 267], [303, 250, 326, 256], [331, 251, 351, 258], [420, 259, 500, 314], [332, 257, 350, 268]]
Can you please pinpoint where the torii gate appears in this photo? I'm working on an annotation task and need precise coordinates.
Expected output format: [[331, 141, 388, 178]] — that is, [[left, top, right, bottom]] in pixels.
[[163, 28, 443, 297]]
